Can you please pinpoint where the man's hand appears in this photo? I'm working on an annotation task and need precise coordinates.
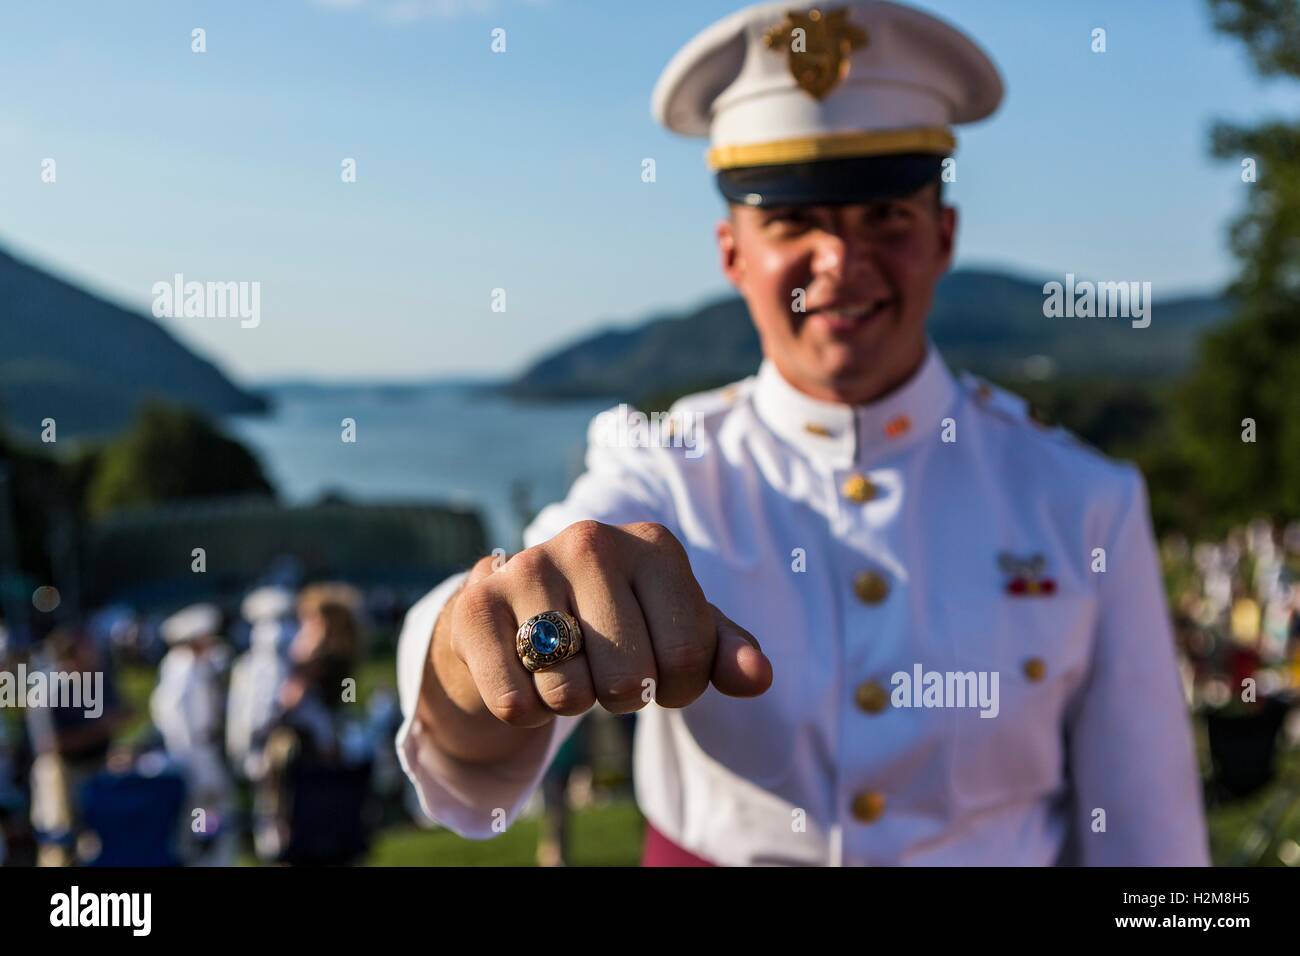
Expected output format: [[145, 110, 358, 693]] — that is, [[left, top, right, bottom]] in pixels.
[[447, 520, 772, 728]]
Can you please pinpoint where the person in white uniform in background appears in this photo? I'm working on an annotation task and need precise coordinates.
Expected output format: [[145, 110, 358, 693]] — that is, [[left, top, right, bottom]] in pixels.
[[395, 0, 1209, 865], [151, 602, 233, 864], [226, 586, 295, 781]]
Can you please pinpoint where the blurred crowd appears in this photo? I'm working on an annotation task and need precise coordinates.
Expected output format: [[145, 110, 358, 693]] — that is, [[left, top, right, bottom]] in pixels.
[[1164, 518, 1300, 802], [0, 571, 411, 867], [5, 520, 1300, 866]]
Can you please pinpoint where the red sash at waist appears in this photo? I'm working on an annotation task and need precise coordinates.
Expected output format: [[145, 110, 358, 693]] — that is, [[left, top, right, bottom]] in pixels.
[[641, 820, 717, 867]]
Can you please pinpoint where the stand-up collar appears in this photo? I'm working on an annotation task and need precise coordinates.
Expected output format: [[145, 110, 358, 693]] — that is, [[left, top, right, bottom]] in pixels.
[[751, 342, 958, 469]]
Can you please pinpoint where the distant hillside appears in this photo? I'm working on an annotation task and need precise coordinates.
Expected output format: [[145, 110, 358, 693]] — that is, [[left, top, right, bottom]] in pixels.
[[504, 269, 1233, 404], [0, 246, 267, 443]]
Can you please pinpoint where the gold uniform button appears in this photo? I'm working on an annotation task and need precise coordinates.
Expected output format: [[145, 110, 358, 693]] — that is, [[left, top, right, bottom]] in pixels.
[[1023, 657, 1047, 682], [804, 421, 833, 438], [855, 680, 889, 714], [841, 473, 876, 503], [853, 570, 889, 605], [851, 790, 886, 823]]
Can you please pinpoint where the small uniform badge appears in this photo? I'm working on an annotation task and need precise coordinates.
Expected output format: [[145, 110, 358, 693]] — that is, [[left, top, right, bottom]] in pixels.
[[998, 552, 1057, 596], [762, 6, 869, 100], [883, 414, 911, 439]]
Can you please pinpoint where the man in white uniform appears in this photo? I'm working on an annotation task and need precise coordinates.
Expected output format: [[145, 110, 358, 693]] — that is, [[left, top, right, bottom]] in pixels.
[[152, 603, 234, 864], [226, 586, 295, 781], [395, 0, 1209, 865]]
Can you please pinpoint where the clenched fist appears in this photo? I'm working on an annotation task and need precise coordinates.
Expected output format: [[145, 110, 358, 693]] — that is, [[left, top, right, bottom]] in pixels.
[[444, 520, 772, 729]]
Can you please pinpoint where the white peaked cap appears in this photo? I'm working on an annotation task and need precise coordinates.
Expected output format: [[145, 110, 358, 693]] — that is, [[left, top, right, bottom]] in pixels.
[[241, 586, 296, 624], [651, 1, 1002, 205], [161, 603, 221, 645]]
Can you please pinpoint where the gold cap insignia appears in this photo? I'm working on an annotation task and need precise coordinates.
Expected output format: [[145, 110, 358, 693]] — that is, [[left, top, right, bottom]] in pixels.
[[762, 6, 869, 101]]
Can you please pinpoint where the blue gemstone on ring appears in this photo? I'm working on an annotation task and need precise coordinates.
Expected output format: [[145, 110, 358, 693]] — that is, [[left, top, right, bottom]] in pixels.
[[530, 619, 560, 655]]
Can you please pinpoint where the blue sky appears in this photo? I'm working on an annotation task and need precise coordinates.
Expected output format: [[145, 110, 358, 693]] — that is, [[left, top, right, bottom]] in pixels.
[[0, 0, 1295, 383]]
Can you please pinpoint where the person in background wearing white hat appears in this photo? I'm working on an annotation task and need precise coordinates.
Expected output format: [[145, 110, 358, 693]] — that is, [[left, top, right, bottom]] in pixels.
[[226, 586, 295, 781], [394, 1, 1209, 865], [151, 602, 234, 864]]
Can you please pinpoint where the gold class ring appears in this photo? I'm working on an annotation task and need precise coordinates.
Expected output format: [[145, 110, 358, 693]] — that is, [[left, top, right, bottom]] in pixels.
[[515, 610, 584, 673]]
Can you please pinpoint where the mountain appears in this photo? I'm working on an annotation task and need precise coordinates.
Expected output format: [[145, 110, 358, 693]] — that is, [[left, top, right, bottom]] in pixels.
[[0, 246, 267, 443], [504, 269, 1233, 404]]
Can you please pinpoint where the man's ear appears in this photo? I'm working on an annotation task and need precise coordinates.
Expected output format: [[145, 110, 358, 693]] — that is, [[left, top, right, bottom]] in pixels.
[[717, 215, 744, 287], [936, 203, 957, 272]]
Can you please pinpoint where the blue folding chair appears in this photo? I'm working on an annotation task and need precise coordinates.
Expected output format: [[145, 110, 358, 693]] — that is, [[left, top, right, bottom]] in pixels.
[[80, 767, 187, 866]]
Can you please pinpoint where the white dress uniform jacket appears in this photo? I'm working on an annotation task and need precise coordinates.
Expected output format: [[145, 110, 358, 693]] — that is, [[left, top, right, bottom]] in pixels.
[[396, 345, 1210, 865], [151, 645, 231, 807], [225, 621, 290, 779]]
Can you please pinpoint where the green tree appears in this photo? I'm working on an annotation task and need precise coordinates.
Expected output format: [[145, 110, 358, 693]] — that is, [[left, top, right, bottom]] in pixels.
[[87, 401, 274, 518], [1173, 0, 1300, 532], [0, 431, 69, 590]]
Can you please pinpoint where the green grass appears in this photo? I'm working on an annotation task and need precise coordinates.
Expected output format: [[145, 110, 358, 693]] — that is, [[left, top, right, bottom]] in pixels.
[[365, 800, 645, 866], [1205, 749, 1300, 866]]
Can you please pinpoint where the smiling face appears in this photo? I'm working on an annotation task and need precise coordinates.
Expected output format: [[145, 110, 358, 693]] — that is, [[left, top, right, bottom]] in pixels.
[[717, 181, 956, 404]]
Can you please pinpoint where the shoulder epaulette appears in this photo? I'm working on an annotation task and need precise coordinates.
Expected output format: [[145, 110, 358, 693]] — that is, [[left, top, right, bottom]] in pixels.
[[668, 376, 754, 419], [959, 370, 1101, 455]]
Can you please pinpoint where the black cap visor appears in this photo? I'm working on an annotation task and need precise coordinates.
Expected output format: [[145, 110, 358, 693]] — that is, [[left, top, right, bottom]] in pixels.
[[716, 153, 944, 207]]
